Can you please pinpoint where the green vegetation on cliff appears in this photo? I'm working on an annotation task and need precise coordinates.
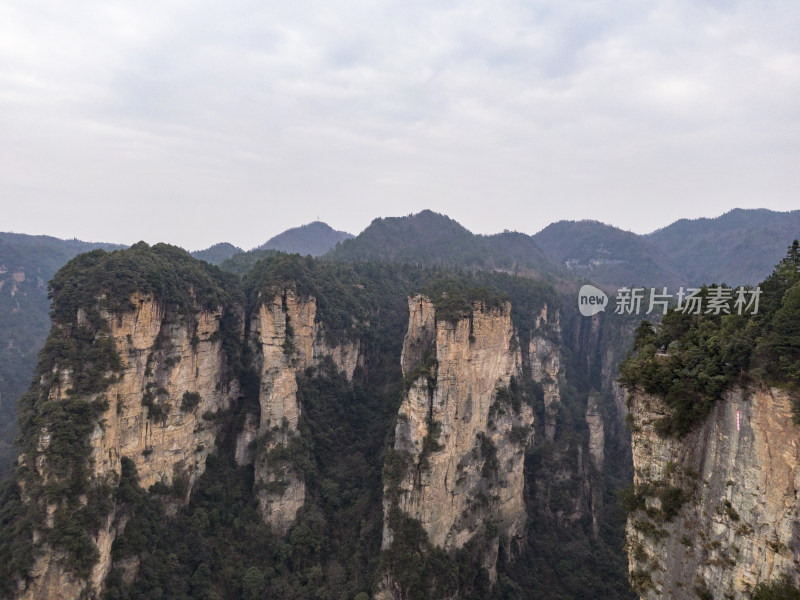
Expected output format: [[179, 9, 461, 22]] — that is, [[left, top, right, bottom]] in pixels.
[[2, 247, 634, 600], [0, 235, 125, 478], [49, 242, 240, 321], [0, 243, 243, 594], [619, 240, 800, 436], [754, 575, 800, 599], [244, 253, 558, 346], [103, 256, 620, 600], [103, 259, 420, 599]]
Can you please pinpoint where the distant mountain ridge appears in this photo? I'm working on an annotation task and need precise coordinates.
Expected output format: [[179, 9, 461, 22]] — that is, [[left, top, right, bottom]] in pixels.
[[258, 221, 353, 256], [327, 210, 554, 278], [646, 208, 800, 285], [326, 208, 798, 289], [191, 242, 243, 265], [532, 220, 683, 289]]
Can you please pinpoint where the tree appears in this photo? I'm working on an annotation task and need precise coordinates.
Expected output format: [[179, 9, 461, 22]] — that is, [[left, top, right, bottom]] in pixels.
[[241, 566, 266, 600]]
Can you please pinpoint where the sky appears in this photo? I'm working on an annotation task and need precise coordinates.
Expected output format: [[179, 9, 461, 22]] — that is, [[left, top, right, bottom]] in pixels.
[[1, 0, 798, 251]]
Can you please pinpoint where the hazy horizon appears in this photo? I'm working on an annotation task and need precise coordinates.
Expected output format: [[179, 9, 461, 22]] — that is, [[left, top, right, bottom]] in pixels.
[[2, 205, 798, 253], [2, 1, 798, 249]]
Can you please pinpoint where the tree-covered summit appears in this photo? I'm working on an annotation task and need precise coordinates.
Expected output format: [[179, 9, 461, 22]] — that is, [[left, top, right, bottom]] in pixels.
[[619, 240, 800, 436], [49, 242, 242, 324]]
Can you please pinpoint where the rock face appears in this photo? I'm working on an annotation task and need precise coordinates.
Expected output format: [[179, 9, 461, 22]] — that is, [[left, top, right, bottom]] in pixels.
[[18, 293, 241, 600], [249, 288, 360, 534], [96, 295, 240, 490], [380, 295, 560, 594], [528, 328, 561, 442], [626, 386, 800, 599], [585, 393, 605, 538]]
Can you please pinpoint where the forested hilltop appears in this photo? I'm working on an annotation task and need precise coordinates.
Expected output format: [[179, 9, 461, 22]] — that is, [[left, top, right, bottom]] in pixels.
[[620, 240, 800, 436], [0, 244, 634, 600]]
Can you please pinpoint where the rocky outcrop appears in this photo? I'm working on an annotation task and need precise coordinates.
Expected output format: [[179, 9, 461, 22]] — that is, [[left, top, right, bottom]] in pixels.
[[380, 295, 559, 595], [17, 293, 241, 600], [249, 288, 361, 534], [528, 331, 560, 441], [95, 295, 240, 489], [234, 412, 259, 466], [626, 386, 800, 599], [585, 393, 605, 538]]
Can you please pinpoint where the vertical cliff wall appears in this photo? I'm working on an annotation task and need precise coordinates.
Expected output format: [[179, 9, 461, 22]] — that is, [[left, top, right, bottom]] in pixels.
[[626, 386, 800, 599], [2, 250, 640, 600], [248, 287, 360, 534], [1, 244, 244, 600], [379, 295, 563, 597], [15, 294, 241, 600]]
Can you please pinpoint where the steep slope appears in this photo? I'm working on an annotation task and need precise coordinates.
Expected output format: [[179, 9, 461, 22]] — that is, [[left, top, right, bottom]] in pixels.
[[0, 234, 125, 478], [245, 286, 361, 533], [533, 220, 682, 288], [0, 244, 243, 599], [258, 221, 354, 256], [647, 208, 800, 286], [624, 386, 800, 599], [101, 257, 425, 600]]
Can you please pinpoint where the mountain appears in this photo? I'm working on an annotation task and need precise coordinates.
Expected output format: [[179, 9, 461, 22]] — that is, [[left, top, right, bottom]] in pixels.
[[1, 210, 798, 600], [258, 221, 353, 256], [533, 220, 683, 289], [647, 208, 800, 286], [190, 242, 243, 265], [0, 233, 125, 478], [531, 210, 800, 290], [0, 247, 634, 600], [329, 210, 553, 277]]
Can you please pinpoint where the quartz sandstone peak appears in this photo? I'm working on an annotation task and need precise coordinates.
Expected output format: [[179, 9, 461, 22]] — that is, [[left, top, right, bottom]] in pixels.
[[379, 295, 561, 597], [626, 385, 800, 599], [18, 293, 241, 600], [248, 287, 361, 535]]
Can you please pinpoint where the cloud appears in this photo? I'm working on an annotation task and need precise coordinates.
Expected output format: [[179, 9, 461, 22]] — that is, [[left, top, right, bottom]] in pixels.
[[0, 0, 798, 249]]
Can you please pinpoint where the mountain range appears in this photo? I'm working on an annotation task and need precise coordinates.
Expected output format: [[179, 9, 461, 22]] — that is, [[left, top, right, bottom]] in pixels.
[[204, 208, 799, 289], [0, 210, 798, 600], [0, 207, 797, 478]]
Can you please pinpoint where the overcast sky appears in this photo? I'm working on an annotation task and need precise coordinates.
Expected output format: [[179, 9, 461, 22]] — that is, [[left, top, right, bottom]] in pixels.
[[1, 0, 798, 250]]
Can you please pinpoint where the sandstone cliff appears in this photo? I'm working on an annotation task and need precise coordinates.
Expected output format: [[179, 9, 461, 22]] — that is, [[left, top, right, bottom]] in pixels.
[[379, 295, 562, 596], [15, 292, 241, 600], [626, 386, 800, 599], [248, 287, 360, 534]]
